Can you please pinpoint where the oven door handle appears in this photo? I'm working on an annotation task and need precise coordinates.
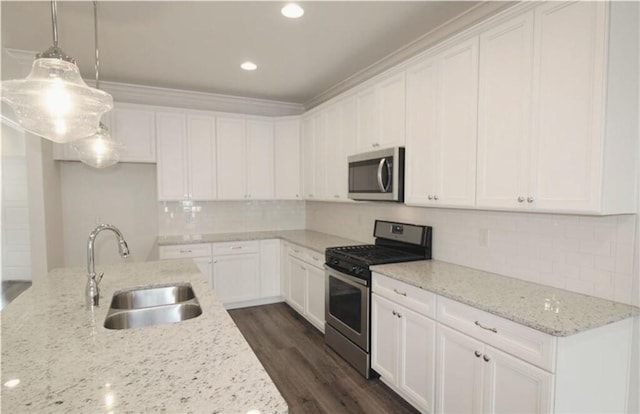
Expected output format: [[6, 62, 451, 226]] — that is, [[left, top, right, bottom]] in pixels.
[[324, 265, 369, 287]]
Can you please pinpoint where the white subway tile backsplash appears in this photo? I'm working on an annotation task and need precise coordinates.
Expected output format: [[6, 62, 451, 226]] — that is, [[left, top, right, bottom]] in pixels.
[[579, 268, 612, 285], [565, 252, 596, 268], [579, 239, 613, 256], [564, 223, 595, 240]]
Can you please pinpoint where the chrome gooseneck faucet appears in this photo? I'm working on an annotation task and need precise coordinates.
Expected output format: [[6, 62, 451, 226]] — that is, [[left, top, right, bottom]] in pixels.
[[86, 224, 130, 309]]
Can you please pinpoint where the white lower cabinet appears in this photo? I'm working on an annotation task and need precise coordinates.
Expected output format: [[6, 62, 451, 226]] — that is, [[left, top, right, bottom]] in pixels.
[[436, 324, 552, 414], [285, 244, 325, 332], [213, 251, 260, 305], [158, 243, 213, 286], [372, 290, 436, 413], [192, 256, 213, 287]]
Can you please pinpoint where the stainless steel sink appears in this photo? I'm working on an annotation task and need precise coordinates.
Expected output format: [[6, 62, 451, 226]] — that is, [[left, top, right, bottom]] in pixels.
[[109, 283, 196, 309], [104, 283, 202, 330], [104, 303, 202, 330]]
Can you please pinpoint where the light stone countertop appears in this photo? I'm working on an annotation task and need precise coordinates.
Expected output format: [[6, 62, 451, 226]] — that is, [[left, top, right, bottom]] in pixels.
[[158, 229, 365, 254], [1, 260, 288, 414], [371, 260, 640, 337]]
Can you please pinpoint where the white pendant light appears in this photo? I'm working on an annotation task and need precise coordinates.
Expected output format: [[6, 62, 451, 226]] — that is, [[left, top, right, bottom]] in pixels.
[[72, 1, 123, 168], [1, 0, 113, 143]]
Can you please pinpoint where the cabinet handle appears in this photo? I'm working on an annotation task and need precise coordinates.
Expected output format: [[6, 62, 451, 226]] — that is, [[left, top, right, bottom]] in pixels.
[[393, 288, 407, 297], [292, 249, 301, 254], [231, 246, 243, 250], [527, 196, 534, 203], [179, 249, 192, 253], [517, 196, 525, 203], [312, 256, 320, 261], [475, 321, 498, 333], [428, 195, 433, 200], [334, 195, 340, 199], [433, 195, 439, 201], [296, 194, 299, 198], [308, 194, 313, 198], [474, 351, 482, 358], [483, 355, 491, 362]]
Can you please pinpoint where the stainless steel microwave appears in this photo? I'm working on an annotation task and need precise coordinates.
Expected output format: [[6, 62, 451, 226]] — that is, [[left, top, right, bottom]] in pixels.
[[348, 147, 404, 202]]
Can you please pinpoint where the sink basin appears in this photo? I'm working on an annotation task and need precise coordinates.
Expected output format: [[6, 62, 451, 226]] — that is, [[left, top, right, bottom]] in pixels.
[[104, 283, 202, 330], [109, 283, 196, 309], [104, 303, 202, 330]]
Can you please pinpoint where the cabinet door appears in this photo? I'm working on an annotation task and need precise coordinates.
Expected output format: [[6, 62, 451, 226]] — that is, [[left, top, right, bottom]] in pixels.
[[339, 97, 357, 199], [156, 112, 187, 201], [216, 117, 246, 200], [405, 56, 439, 206], [280, 242, 290, 298], [259, 239, 281, 298], [476, 13, 533, 209], [436, 324, 484, 414], [371, 294, 400, 384], [187, 115, 216, 200], [324, 103, 342, 201], [436, 37, 479, 207], [212, 253, 260, 304], [356, 86, 379, 151], [111, 104, 156, 163], [530, 1, 605, 212], [274, 119, 301, 200], [378, 72, 406, 148], [246, 119, 275, 200], [192, 256, 213, 287], [312, 111, 327, 200], [288, 256, 307, 314], [400, 307, 436, 413], [305, 263, 325, 331], [301, 116, 315, 199], [483, 346, 553, 414]]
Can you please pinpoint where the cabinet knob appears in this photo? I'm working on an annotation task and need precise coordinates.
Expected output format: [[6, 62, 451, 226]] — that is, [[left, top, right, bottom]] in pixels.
[[396, 312, 402, 318], [527, 196, 534, 203], [517, 196, 525, 203], [296, 194, 299, 198], [427, 195, 433, 200], [474, 351, 482, 358], [483, 355, 491, 362], [433, 195, 439, 201], [392, 310, 397, 316]]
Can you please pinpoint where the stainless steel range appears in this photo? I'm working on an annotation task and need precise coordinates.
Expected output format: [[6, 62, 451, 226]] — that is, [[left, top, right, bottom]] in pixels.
[[324, 220, 432, 378]]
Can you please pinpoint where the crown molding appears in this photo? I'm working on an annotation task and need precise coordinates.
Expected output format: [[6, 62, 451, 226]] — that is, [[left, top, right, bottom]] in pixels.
[[2, 48, 304, 117], [303, 1, 517, 110]]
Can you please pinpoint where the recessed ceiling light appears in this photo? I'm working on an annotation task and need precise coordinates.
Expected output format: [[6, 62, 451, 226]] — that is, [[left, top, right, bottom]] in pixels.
[[241, 61, 257, 71], [281, 3, 304, 19]]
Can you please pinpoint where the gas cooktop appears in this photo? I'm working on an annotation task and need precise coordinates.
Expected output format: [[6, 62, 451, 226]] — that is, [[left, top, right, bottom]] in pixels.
[[326, 244, 425, 266]]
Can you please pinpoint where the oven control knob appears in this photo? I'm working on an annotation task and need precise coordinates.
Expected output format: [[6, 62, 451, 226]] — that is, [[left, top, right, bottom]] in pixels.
[[330, 258, 339, 265], [351, 266, 364, 275]]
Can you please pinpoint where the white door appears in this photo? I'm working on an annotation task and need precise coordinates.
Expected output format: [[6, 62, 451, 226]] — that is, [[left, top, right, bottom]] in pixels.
[[274, 120, 301, 200], [482, 346, 553, 414], [192, 257, 213, 287], [212, 253, 260, 304], [305, 264, 325, 331], [435, 37, 479, 207], [187, 115, 217, 200], [356, 86, 379, 151], [476, 13, 533, 209], [112, 104, 156, 163], [371, 294, 400, 384], [399, 307, 436, 413], [246, 119, 275, 200], [436, 324, 484, 414], [301, 116, 315, 199], [378, 72, 406, 148], [312, 111, 327, 200], [288, 256, 307, 314], [216, 117, 247, 200], [530, 1, 605, 212], [156, 112, 187, 201], [405, 55, 439, 206], [259, 239, 281, 298], [324, 103, 342, 201]]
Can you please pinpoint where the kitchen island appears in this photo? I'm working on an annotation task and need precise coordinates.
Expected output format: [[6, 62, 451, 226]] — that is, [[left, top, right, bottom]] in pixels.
[[1, 260, 288, 413]]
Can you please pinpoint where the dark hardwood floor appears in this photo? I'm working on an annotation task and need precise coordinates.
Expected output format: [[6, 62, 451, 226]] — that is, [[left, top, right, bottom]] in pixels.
[[229, 302, 419, 414]]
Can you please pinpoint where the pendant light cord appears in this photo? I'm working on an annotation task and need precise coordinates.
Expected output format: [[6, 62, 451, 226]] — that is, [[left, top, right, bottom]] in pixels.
[[50, 0, 59, 47], [94, 1, 100, 89]]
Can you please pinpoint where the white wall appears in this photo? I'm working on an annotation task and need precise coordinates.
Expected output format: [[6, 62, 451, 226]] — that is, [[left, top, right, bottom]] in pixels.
[[158, 200, 306, 235], [307, 201, 637, 305], [59, 162, 158, 268]]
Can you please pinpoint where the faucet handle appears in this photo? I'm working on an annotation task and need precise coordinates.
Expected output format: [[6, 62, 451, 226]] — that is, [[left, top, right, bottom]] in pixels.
[[95, 272, 104, 284]]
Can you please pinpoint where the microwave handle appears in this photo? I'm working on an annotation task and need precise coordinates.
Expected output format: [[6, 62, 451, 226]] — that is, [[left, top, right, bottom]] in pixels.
[[377, 158, 391, 193]]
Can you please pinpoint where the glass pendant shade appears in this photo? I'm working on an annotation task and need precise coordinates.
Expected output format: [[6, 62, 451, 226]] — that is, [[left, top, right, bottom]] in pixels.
[[72, 122, 123, 168], [1, 56, 113, 143]]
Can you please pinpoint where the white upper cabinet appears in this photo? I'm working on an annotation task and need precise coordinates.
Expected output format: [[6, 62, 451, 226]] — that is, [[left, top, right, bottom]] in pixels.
[[324, 103, 342, 201], [54, 102, 156, 163], [312, 111, 327, 200], [274, 119, 301, 200], [301, 115, 315, 200], [356, 72, 406, 152], [476, 13, 534, 210], [156, 112, 216, 201], [216, 117, 275, 200], [405, 37, 479, 208], [476, 1, 637, 214]]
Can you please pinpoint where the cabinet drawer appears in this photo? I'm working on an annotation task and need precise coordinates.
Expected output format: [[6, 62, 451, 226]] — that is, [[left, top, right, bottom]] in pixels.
[[288, 244, 307, 261], [372, 273, 436, 319], [437, 296, 556, 371], [159, 243, 212, 259], [305, 250, 324, 269], [212, 240, 259, 255]]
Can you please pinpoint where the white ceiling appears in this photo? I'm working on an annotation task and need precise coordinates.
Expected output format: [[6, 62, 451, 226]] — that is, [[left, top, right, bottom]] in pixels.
[[1, 1, 482, 105]]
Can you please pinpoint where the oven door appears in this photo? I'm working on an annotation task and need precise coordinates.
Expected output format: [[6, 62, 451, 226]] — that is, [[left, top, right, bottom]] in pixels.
[[324, 265, 369, 351]]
